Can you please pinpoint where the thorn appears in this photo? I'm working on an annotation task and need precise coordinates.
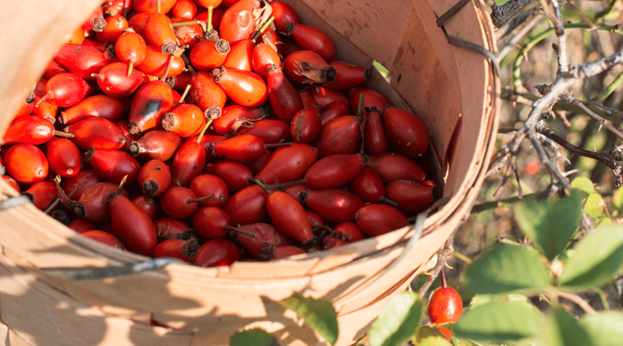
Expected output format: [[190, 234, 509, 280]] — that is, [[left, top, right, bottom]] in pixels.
[[598, 124, 603, 133]]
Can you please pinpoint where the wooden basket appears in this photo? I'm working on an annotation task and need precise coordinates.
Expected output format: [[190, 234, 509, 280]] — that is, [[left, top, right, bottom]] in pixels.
[[0, 0, 500, 345]]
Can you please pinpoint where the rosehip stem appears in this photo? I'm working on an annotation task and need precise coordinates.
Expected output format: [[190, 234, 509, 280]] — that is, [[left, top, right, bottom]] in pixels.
[[264, 142, 292, 149], [357, 93, 365, 118], [91, 73, 105, 81], [175, 84, 192, 107], [222, 225, 258, 238], [44, 198, 60, 214], [172, 21, 200, 27], [251, 16, 275, 42], [440, 267, 447, 288], [54, 131, 74, 138], [127, 57, 135, 77], [207, 6, 213, 33], [196, 118, 214, 144], [35, 93, 51, 107], [156, 0, 161, 13], [186, 193, 215, 204], [265, 179, 306, 190], [159, 54, 174, 81], [181, 54, 197, 75], [379, 196, 399, 208], [253, 178, 272, 195]]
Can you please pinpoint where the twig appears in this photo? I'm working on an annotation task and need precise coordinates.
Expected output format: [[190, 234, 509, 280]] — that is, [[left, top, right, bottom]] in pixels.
[[555, 291, 597, 314], [565, 93, 623, 140], [535, 122, 622, 173], [471, 190, 549, 213], [419, 236, 454, 298], [498, 12, 545, 61], [529, 131, 572, 193], [549, 0, 568, 74], [493, 151, 517, 199], [501, 88, 623, 121]]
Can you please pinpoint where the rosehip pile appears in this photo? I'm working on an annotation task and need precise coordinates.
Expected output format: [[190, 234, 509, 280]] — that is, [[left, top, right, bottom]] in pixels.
[[0, 0, 441, 267]]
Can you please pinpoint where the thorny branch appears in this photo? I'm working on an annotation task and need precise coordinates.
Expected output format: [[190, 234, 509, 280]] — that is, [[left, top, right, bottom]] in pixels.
[[490, 0, 623, 199], [418, 235, 454, 298], [535, 122, 623, 174]]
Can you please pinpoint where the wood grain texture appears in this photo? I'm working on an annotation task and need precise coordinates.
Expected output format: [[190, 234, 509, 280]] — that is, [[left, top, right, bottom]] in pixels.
[[389, 3, 463, 175], [0, 255, 195, 346], [285, 0, 414, 68], [0, 0, 103, 138]]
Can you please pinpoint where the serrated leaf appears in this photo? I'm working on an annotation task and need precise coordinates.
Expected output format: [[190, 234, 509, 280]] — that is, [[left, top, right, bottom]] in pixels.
[[583, 193, 604, 218], [558, 223, 623, 288], [369, 291, 424, 346], [453, 301, 543, 342], [279, 294, 338, 345], [542, 309, 591, 346], [571, 177, 594, 195], [418, 337, 452, 346], [514, 190, 582, 260], [230, 328, 278, 346], [612, 187, 623, 211], [414, 326, 447, 343], [463, 243, 551, 295], [579, 311, 623, 346]]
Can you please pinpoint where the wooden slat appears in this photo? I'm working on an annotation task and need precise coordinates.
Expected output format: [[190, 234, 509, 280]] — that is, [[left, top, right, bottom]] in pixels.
[[389, 3, 463, 173], [282, 0, 415, 69], [0, 255, 195, 346], [0, 0, 104, 136]]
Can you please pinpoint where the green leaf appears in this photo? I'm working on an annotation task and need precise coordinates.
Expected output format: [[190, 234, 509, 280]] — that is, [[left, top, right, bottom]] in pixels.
[[418, 337, 452, 346], [612, 187, 623, 211], [598, 217, 613, 226], [453, 301, 543, 342], [542, 309, 591, 346], [230, 328, 279, 346], [583, 193, 604, 218], [470, 294, 530, 307], [413, 326, 447, 343], [514, 190, 582, 260], [558, 223, 623, 288], [279, 294, 338, 345], [463, 243, 551, 295], [369, 291, 424, 346], [571, 177, 595, 196], [579, 311, 623, 346]]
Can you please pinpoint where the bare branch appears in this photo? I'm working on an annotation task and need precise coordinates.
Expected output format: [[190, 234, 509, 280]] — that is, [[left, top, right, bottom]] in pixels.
[[498, 12, 545, 61], [490, 0, 537, 28], [529, 131, 572, 193], [536, 122, 622, 173], [565, 94, 623, 140], [555, 291, 597, 314], [550, 0, 568, 74], [563, 50, 623, 79]]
